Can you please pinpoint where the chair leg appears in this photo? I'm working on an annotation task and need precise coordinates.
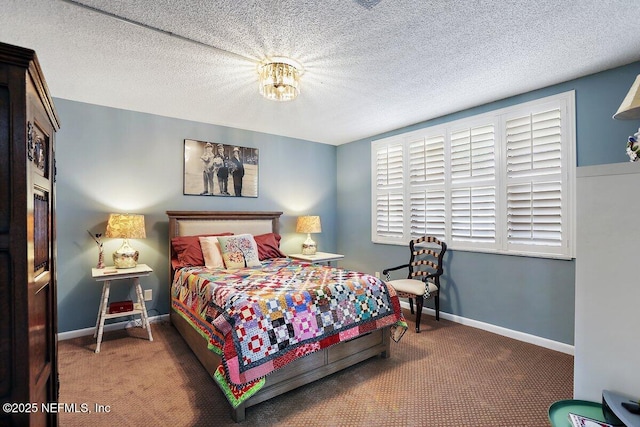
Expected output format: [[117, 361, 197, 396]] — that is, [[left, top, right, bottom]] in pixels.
[[415, 295, 423, 333], [408, 297, 414, 314], [435, 294, 440, 321]]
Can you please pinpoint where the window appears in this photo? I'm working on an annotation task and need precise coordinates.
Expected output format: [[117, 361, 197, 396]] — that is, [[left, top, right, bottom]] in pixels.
[[371, 91, 575, 259]]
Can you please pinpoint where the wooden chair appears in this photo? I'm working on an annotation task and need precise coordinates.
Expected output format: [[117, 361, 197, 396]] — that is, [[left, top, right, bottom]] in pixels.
[[382, 236, 447, 332]]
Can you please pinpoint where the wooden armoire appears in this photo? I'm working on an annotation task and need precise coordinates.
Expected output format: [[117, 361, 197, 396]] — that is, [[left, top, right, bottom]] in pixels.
[[0, 42, 60, 426]]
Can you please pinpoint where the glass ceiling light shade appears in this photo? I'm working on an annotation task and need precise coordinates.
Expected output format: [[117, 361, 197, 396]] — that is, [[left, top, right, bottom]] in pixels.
[[105, 213, 146, 268], [613, 74, 640, 120], [259, 58, 301, 101], [296, 215, 321, 255]]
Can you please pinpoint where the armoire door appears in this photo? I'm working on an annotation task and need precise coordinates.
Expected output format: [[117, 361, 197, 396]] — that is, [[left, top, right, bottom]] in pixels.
[[27, 100, 58, 427], [0, 41, 59, 427]]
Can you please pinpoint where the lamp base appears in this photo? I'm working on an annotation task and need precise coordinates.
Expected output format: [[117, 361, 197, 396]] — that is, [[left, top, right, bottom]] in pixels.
[[112, 239, 139, 269], [302, 234, 317, 255]]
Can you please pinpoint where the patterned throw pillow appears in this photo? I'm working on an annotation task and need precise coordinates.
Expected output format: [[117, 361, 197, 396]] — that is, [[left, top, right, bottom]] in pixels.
[[217, 234, 262, 268]]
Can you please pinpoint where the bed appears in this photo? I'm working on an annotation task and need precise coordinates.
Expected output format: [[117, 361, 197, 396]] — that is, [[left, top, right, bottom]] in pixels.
[[167, 211, 406, 422]]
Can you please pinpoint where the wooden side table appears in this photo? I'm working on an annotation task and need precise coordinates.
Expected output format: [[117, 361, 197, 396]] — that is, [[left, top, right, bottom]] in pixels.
[[91, 264, 154, 353], [289, 252, 344, 266]]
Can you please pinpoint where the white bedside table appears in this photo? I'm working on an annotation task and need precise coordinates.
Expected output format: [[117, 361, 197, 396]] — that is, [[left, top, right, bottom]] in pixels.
[[91, 264, 154, 353], [289, 252, 344, 266]]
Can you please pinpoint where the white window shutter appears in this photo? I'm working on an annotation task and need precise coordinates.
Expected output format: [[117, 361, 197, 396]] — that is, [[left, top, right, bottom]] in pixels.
[[409, 135, 445, 186], [376, 143, 404, 188], [506, 108, 564, 250], [506, 109, 562, 179], [407, 134, 446, 240], [451, 124, 495, 183], [373, 143, 404, 241], [507, 181, 562, 246], [450, 124, 496, 245], [410, 189, 446, 239], [451, 186, 496, 243], [376, 193, 404, 238]]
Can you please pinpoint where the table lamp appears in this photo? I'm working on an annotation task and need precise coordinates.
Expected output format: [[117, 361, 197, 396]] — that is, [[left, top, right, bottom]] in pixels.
[[296, 215, 321, 255], [105, 213, 146, 268], [613, 74, 640, 161]]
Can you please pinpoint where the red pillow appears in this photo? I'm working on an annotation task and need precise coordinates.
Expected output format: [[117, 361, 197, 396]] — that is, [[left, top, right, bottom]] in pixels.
[[171, 233, 233, 267], [254, 233, 286, 260]]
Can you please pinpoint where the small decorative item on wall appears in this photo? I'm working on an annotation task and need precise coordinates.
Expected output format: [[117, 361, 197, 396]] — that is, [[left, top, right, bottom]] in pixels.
[[183, 139, 258, 197], [626, 131, 640, 162]]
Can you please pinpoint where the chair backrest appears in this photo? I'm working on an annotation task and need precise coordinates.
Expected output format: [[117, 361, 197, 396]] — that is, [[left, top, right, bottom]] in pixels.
[[408, 236, 447, 282]]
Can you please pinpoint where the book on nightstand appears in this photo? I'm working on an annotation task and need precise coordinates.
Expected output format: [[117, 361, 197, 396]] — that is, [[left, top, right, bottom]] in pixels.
[[568, 412, 615, 427]]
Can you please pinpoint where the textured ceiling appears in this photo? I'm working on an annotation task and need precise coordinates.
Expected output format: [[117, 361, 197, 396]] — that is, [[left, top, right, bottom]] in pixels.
[[1, 0, 640, 145]]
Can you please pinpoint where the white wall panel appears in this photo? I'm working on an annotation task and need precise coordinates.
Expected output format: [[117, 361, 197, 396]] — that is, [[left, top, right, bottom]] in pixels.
[[575, 162, 640, 400]]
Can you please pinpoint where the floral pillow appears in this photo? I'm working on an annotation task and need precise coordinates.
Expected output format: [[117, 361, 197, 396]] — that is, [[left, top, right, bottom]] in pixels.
[[217, 234, 261, 268]]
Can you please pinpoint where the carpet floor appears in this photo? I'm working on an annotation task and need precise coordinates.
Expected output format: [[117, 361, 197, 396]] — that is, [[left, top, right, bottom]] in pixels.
[[58, 312, 573, 426]]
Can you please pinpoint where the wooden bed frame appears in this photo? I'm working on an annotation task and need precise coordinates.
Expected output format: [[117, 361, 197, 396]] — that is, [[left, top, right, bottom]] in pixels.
[[166, 211, 391, 422]]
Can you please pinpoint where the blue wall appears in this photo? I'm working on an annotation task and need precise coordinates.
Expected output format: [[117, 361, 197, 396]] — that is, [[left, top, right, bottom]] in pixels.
[[336, 61, 640, 345], [54, 100, 337, 333], [55, 60, 640, 342]]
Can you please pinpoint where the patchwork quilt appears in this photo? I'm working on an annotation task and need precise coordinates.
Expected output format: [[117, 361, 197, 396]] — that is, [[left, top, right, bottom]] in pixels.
[[171, 258, 406, 404]]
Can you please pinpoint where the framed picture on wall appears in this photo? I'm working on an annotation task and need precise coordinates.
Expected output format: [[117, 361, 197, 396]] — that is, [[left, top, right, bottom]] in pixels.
[[183, 139, 259, 197]]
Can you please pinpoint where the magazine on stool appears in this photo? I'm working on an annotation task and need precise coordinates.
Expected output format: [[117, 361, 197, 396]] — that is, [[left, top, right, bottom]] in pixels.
[[568, 412, 614, 427]]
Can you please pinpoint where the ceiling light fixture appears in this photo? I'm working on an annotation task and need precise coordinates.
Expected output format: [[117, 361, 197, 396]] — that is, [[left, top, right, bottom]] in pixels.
[[259, 58, 301, 102]]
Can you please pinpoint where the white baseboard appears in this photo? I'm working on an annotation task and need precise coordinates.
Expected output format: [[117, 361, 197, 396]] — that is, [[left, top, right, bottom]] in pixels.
[[57, 314, 170, 341], [401, 302, 574, 356]]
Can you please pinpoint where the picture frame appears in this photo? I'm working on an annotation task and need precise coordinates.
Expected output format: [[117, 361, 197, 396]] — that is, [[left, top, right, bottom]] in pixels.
[[183, 139, 258, 197]]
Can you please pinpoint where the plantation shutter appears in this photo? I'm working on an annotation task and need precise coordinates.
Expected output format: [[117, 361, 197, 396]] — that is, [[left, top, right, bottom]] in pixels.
[[506, 108, 563, 249], [449, 124, 496, 244], [408, 135, 445, 185], [371, 91, 573, 258], [408, 135, 445, 239], [374, 142, 404, 240]]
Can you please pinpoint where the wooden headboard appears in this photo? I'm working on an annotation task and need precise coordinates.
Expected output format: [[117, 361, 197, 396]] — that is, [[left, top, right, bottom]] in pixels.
[[167, 211, 282, 238], [166, 211, 283, 276]]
